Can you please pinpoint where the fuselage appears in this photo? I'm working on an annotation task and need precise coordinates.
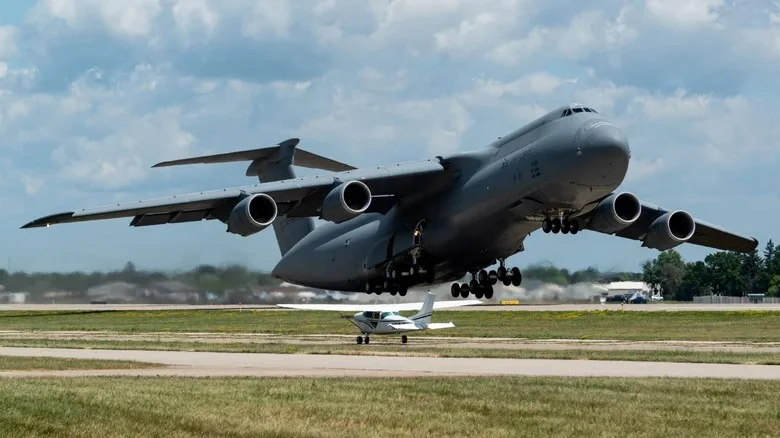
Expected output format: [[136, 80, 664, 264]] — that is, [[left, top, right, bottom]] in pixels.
[[351, 310, 413, 334], [272, 104, 631, 291]]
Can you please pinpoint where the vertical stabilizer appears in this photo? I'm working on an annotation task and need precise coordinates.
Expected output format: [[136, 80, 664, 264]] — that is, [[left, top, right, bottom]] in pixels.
[[410, 292, 435, 325], [250, 139, 315, 256]]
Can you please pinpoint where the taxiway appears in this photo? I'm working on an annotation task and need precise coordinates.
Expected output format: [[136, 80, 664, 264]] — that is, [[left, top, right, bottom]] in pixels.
[[0, 347, 777, 379]]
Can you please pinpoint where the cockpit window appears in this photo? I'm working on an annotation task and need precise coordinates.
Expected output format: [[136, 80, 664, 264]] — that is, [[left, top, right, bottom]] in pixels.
[[380, 312, 392, 319], [561, 107, 598, 118]]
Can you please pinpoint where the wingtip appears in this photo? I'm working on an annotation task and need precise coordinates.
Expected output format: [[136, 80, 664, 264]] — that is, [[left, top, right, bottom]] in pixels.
[[20, 212, 76, 229]]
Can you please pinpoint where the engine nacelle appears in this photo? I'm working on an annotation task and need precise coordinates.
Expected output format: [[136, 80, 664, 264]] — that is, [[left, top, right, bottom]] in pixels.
[[643, 210, 696, 251], [321, 180, 372, 223], [226, 193, 278, 237], [587, 192, 642, 234]]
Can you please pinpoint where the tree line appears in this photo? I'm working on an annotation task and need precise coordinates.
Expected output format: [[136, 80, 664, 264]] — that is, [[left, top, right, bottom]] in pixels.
[[641, 240, 780, 300], [0, 262, 279, 297]]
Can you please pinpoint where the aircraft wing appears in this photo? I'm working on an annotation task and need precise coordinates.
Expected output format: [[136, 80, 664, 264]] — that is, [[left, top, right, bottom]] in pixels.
[[21, 159, 447, 229], [276, 299, 482, 313], [583, 196, 758, 253]]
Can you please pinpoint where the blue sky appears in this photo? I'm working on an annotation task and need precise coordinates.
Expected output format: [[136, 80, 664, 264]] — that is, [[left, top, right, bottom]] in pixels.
[[1, 0, 778, 274]]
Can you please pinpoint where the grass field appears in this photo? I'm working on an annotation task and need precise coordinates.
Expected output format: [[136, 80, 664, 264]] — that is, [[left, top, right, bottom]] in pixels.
[[3, 338, 780, 365], [0, 376, 778, 437], [0, 356, 157, 371], [2, 309, 780, 341]]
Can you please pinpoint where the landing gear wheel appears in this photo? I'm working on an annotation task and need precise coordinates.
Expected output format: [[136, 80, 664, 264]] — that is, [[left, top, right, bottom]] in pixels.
[[357, 336, 363, 345], [484, 285, 494, 299], [390, 288, 397, 296], [488, 270, 498, 285], [542, 218, 552, 233], [425, 267, 436, 283], [551, 218, 561, 234], [460, 283, 470, 298], [398, 285, 408, 297], [570, 219, 580, 234], [497, 266, 507, 281], [477, 270, 489, 285], [561, 218, 570, 234], [474, 286, 484, 299], [364, 336, 370, 345], [510, 267, 522, 287], [401, 335, 408, 344], [451, 283, 460, 298], [470, 279, 479, 293], [365, 283, 371, 293]]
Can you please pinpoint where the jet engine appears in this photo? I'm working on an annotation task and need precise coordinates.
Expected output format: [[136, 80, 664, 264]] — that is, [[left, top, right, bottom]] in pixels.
[[642, 210, 696, 251], [226, 193, 278, 236], [321, 180, 372, 223], [587, 192, 642, 234]]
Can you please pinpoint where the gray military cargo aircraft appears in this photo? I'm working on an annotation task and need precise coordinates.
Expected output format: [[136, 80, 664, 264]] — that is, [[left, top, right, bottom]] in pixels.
[[22, 103, 758, 300]]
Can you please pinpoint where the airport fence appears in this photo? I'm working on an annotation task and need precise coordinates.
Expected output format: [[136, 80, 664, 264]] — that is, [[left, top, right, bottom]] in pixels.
[[693, 295, 780, 304]]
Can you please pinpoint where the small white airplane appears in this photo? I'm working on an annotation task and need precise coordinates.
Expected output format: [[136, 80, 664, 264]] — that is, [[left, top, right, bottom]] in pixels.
[[277, 292, 482, 344]]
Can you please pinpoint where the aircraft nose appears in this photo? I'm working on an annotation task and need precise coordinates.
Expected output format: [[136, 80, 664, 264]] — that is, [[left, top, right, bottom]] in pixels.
[[579, 122, 630, 164]]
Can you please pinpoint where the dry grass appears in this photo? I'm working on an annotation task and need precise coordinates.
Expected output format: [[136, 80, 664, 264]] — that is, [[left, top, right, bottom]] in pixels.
[[0, 376, 778, 437], [0, 356, 158, 371]]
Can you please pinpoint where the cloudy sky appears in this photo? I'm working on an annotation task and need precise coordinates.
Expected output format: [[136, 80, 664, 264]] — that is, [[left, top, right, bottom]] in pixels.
[[1, 0, 777, 274]]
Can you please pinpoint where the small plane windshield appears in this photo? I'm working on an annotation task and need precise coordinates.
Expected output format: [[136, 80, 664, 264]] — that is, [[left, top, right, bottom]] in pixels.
[[380, 312, 393, 319]]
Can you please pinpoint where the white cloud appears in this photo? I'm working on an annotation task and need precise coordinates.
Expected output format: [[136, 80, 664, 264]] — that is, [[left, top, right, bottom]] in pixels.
[[21, 175, 44, 195], [645, 0, 725, 29]]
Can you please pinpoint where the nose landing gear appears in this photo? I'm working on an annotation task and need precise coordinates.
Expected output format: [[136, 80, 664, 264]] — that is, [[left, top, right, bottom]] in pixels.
[[542, 216, 580, 235]]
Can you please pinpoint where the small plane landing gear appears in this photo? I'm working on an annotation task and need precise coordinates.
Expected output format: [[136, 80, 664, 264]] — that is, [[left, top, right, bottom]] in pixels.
[[401, 335, 408, 344], [364, 335, 370, 345], [542, 216, 580, 235], [357, 335, 363, 345]]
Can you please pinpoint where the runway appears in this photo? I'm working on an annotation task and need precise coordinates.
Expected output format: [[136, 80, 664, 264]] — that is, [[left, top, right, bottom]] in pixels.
[[1, 347, 779, 379], [2, 303, 780, 312]]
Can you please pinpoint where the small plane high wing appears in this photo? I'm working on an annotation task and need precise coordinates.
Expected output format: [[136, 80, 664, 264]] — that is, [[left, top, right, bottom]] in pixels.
[[276, 299, 483, 312], [582, 195, 758, 253], [21, 139, 449, 229]]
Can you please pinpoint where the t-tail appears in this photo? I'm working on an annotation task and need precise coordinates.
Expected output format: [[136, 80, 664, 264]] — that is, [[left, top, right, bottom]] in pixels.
[[409, 292, 435, 325], [151, 138, 356, 256]]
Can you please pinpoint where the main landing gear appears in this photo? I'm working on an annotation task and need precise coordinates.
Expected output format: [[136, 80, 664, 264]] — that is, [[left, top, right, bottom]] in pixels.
[[451, 260, 522, 299], [356, 334, 409, 345], [364, 261, 435, 296], [541, 216, 580, 235]]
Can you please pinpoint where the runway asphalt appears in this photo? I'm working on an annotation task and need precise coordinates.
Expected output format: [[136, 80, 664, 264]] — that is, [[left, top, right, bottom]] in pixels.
[[0, 347, 779, 379], [2, 303, 780, 312]]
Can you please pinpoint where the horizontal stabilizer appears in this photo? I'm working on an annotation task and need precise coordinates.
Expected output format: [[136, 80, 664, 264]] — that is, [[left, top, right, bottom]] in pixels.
[[425, 322, 456, 330], [151, 138, 357, 174]]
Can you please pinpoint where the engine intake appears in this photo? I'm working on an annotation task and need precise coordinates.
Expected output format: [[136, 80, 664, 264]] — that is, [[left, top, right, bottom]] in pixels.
[[226, 193, 278, 236], [321, 181, 372, 223], [643, 210, 696, 251], [587, 192, 642, 234]]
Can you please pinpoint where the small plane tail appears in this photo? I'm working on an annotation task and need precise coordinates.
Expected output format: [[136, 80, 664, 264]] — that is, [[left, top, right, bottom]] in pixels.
[[153, 138, 355, 256], [409, 292, 435, 325]]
